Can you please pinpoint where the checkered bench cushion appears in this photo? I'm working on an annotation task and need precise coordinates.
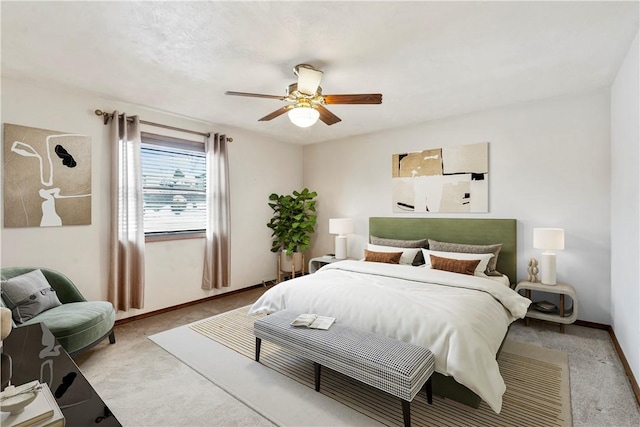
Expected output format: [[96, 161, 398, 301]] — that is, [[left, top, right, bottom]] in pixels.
[[253, 309, 435, 402]]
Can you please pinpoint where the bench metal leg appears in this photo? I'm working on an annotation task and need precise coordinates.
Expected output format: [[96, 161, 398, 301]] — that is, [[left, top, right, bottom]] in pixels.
[[255, 337, 261, 362], [401, 399, 411, 427], [314, 362, 321, 392], [426, 377, 432, 404]]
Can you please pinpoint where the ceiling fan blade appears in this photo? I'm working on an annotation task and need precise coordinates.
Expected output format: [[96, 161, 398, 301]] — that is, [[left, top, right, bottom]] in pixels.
[[316, 105, 342, 126], [258, 106, 291, 122], [323, 94, 383, 104], [225, 91, 286, 101], [296, 65, 323, 96]]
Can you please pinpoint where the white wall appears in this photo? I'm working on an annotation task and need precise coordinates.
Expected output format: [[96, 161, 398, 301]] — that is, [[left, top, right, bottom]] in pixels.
[[0, 78, 303, 319], [304, 90, 611, 324], [611, 32, 639, 384]]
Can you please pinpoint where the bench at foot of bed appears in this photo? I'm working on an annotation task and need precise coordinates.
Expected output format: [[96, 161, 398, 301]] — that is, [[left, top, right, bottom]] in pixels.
[[253, 309, 435, 427]]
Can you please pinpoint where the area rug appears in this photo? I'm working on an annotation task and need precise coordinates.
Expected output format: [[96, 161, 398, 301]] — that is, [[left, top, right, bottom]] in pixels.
[[150, 306, 571, 426]]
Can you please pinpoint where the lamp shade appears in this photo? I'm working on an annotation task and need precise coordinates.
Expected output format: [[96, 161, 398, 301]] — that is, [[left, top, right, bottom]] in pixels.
[[329, 218, 354, 236], [533, 228, 565, 251], [288, 106, 319, 128], [296, 65, 323, 95]]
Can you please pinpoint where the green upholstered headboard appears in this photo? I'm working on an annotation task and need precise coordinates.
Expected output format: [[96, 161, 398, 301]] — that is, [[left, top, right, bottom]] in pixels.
[[369, 217, 518, 284]]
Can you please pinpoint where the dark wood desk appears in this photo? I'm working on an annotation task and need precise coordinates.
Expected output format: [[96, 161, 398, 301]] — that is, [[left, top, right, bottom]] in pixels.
[[2, 323, 121, 426]]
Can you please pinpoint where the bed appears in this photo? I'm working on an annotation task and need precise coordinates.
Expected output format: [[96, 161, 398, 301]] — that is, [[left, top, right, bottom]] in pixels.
[[249, 217, 530, 413]]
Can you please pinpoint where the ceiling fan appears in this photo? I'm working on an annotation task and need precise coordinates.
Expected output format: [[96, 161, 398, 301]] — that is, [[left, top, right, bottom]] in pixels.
[[225, 64, 382, 128]]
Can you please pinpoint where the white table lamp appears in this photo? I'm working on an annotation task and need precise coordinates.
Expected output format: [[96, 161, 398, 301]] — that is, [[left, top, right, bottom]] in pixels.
[[533, 228, 564, 285], [329, 218, 353, 260]]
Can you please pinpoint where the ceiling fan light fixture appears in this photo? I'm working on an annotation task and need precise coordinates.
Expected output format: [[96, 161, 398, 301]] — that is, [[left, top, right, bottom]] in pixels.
[[225, 63, 382, 126], [288, 106, 319, 128]]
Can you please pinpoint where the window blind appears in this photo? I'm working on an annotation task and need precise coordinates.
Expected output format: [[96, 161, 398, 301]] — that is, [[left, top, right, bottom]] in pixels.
[[141, 136, 206, 235]]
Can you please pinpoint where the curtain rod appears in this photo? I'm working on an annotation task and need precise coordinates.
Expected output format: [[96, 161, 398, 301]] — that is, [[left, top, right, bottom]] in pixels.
[[94, 109, 233, 142]]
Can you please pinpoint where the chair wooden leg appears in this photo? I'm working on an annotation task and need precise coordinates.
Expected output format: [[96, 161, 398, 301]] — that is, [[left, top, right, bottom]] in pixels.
[[108, 331, 116, 344], [425, 378, 432, 404]]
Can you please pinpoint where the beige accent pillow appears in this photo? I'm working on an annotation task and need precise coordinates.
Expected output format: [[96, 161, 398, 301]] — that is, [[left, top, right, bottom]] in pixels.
[[364, 249, 402, 264], [430, 255, 480, 276]]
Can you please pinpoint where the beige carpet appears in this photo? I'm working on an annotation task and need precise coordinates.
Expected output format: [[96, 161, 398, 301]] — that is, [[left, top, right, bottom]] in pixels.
[[187, 306, 571, 427]]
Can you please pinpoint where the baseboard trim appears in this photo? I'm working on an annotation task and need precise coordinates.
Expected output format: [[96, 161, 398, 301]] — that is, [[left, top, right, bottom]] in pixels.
[[608, 326, 640, 407], [114, 283, 266, 326], [574, 319, 609, 330]]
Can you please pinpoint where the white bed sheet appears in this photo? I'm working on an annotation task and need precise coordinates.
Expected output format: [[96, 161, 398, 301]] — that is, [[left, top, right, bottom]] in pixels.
[[477, 271, 511, 287], [249, 260, 530, 413]]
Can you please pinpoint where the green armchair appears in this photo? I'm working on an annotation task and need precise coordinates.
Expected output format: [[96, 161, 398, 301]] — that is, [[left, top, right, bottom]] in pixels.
[[0, 267, 115, 357]]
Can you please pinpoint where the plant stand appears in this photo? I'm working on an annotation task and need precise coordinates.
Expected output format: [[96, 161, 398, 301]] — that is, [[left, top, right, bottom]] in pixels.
[[277, 253, 305, 283]]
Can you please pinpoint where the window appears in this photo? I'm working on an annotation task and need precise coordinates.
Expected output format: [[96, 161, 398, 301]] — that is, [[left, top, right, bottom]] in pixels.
[[141, 133, 206, 238]]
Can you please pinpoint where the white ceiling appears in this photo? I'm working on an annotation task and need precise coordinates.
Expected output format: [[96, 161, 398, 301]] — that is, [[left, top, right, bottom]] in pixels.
[[2, 1, 638, 145]]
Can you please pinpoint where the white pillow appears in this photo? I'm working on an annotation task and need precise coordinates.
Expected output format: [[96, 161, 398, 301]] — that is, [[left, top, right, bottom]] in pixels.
[[421, 249, 494, 275], [367, 244, 421, 265]]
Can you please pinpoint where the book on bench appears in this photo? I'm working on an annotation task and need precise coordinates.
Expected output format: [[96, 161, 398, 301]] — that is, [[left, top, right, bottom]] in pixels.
[[290, 313, 335, 330]]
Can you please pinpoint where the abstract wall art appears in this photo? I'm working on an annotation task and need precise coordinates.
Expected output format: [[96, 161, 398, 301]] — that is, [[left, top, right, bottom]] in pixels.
[[3, 123, 92, 227], [392, 142, 488, 213]]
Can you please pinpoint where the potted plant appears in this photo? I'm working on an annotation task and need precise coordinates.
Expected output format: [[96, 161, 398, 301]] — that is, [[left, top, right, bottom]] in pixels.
[[267, 188, 318, 272]]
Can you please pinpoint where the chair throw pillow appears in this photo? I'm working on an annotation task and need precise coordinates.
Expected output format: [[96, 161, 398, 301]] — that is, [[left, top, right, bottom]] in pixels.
[[1, 269, 62, 324]]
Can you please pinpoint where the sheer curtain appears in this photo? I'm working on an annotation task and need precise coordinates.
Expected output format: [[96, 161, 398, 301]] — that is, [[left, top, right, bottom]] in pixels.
[[108, 112, 145, 310], [202, 133, 230, 289]]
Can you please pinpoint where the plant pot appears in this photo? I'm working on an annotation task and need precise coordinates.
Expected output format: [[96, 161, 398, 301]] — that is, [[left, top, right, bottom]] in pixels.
[[280, 251, 303, 272]]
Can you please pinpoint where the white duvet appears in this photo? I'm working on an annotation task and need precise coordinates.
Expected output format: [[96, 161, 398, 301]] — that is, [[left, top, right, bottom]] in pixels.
[[249, 260, 531, 413]]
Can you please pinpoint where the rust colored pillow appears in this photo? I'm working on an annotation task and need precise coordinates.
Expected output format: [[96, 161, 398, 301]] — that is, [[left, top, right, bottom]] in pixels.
[[430, 255, 480, 276], [364, 249, 402, 264]]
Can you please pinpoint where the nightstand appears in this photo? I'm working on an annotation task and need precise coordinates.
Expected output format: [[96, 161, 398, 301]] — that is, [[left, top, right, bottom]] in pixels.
[[308, 256, 354, 274], [515, 281, 578, 333]]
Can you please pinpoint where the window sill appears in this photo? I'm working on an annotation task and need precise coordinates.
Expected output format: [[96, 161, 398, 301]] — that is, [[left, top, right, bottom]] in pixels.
[[145, 232, 205, 243]]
